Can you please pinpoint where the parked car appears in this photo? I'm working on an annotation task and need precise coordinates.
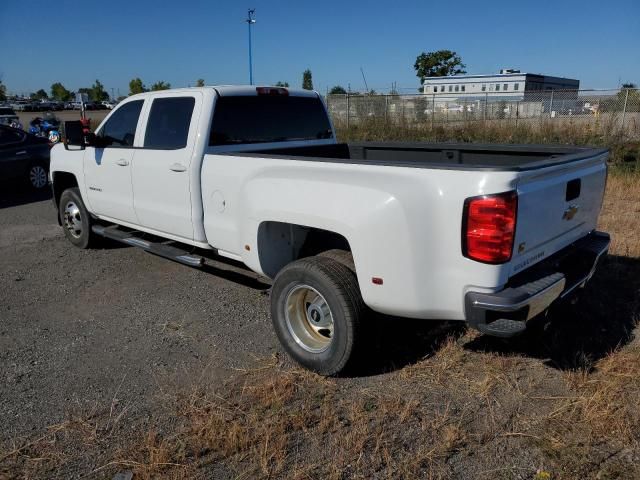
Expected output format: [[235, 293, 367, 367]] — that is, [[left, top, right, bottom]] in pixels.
[[0, 107, 19, 127], [51, 85, 610, 375], [11, 101, 30, 111], [0, 125, 51, 189], [101, 101, 116, 109]]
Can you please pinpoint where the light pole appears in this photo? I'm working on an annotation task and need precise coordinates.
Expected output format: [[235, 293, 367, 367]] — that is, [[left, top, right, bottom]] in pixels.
[[246, 9, 256, 85]]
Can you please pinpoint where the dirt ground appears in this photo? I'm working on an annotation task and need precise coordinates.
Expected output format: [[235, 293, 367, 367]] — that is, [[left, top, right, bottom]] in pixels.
[[0, 174, 639, 479], [0, 183, 275, 440]]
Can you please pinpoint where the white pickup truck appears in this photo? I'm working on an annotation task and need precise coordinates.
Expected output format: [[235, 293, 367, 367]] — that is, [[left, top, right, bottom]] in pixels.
[[50, 86, 610, 375]]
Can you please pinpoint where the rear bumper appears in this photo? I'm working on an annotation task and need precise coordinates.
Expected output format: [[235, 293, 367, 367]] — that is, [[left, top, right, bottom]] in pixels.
[[465, 231, 610, 337]]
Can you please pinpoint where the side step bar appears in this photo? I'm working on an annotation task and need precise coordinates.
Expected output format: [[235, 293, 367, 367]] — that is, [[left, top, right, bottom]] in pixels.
[[92, 225, 205, 268]]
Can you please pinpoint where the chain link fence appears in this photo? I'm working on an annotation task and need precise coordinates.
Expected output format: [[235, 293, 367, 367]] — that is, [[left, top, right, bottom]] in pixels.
[[326, 89, 640, 139]]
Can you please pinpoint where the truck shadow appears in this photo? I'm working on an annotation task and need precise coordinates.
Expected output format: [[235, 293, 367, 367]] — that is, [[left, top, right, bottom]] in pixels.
[[352, 316, 467, 376], [0, 182, 52, 209], [462, 254, 640, 371]]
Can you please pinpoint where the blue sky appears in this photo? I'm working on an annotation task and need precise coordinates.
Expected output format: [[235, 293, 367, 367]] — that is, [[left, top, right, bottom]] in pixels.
[[1, 0, 638, 97]]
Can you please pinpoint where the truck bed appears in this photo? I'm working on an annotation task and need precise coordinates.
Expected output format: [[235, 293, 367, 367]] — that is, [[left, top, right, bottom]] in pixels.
[[241, 142, 607, 171]]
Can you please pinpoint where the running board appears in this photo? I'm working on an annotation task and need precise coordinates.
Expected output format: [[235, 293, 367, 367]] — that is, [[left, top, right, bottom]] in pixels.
[[92, 225, 205, 268]]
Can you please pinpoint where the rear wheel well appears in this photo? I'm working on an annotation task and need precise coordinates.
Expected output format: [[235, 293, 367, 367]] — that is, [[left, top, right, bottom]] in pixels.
[[52, 172, 78, 209], [257, 221, 352, 278]]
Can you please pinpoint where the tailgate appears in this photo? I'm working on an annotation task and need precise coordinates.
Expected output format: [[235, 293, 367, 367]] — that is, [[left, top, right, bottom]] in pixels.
[[510, 152, 607, 276]]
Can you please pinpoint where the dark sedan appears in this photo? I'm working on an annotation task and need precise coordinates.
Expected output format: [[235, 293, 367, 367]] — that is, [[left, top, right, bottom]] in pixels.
[[0, 125, 51, 189]]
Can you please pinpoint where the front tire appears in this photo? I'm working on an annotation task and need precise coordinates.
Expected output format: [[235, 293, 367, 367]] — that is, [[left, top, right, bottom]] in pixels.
[[27, 162, 49, 190], [59, 188, 97, 249], [270, 256, 364, 376]]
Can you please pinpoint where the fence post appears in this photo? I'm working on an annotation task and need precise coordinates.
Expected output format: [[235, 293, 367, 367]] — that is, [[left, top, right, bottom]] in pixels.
[[515, 100, 519, 128], [402, 96, 406, 123], [549, 90, 554, 118], [621, 88, 629, 136], [384, 94, 388, 124], [346, 94, 350, 129], [483, 92, 488, 127], [431, 93, 435, 129]]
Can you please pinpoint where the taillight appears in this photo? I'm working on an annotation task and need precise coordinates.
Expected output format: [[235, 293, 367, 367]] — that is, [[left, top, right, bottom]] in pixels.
[[462, 191, 517, 264], [256, 87, 289, 96]]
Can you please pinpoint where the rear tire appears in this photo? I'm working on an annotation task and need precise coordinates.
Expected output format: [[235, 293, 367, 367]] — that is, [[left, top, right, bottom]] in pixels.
[[59, 188, 97, 249], [270, 256, 364, 376]]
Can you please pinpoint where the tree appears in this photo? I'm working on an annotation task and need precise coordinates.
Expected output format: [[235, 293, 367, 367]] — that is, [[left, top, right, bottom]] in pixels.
[[196, 78, 205, 87], [31, 89, 49, 100], [150, 81, 171, 91], [329, 85, 347, 95], [0, 81, 6, 102], [51, 82, 72, 101], [129, 77, 146, 95], [275, 81, 289, 87], [414, 50, 466, 85], [88, 79, 109, 102], [302, 69, 313, 90]]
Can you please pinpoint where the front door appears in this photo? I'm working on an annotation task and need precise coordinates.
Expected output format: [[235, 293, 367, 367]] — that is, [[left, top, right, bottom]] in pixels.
[[132, 93, 200, 240], [0, 126, 28, 179], [83, 99, 144, 224]]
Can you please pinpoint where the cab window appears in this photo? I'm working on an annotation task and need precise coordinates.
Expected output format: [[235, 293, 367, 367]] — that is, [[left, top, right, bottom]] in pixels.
[[97, 100, 143, 147], [144, 97, 195, 150]]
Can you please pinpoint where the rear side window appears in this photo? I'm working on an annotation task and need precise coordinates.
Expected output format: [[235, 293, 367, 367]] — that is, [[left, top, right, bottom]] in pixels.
[[98, 100, 143, 147], [144, 97, 195, 149], [0, 108, 16, 115], [210, 95, 333, 146]]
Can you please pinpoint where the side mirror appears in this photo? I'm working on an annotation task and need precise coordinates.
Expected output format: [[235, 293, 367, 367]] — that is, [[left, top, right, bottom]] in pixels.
[[63, 121, 85, 151]]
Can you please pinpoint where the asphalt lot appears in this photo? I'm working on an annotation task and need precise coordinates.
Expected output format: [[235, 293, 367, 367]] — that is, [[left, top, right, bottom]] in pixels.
[[0, 184, 276, 441]]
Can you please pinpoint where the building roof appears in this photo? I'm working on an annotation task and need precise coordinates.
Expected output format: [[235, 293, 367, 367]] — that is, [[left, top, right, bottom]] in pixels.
[[423, 73, 579, 83]]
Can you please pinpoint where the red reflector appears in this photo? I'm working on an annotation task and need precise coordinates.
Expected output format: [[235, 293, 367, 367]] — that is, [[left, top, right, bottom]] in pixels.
[[463, 191, 517, 264], [256, 87, 289, 96], [372, 277, 383, 285]]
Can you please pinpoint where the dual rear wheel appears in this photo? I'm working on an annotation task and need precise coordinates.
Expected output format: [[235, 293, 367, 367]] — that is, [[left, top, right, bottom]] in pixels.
[[270, 255, 365, 376]]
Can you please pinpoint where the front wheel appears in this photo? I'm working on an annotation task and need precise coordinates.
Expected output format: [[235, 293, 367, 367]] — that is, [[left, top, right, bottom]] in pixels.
[[27, 162, 49, 190], [58, 187, 97, 249], [270, 256, 365, 376]]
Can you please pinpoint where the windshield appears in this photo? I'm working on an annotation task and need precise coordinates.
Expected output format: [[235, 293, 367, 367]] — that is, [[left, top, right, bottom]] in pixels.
[[209, 95, 333, 146]]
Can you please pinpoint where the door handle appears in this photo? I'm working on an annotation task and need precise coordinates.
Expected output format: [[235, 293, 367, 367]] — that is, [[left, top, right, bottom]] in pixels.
[[116, 159, 129, 166], [169, 163, 187, 172]]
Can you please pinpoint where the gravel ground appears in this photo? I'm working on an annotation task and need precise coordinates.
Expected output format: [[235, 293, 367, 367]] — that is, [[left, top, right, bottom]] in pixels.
[[0, 183, 276, 441]]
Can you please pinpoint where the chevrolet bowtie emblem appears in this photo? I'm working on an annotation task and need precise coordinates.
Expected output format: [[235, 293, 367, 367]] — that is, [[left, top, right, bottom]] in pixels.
[[563, 204, 579, 220]]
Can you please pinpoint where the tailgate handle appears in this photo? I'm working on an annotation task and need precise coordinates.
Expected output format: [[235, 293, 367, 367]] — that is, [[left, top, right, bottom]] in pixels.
[[566, 179, 581, 201]]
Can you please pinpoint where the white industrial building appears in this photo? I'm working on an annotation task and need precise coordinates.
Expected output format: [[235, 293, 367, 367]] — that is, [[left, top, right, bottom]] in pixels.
[[422, 69, 580, 101]]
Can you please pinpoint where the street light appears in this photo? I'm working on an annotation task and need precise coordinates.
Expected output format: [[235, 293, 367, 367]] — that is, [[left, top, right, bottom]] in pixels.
[[246, 9, 256, 85]]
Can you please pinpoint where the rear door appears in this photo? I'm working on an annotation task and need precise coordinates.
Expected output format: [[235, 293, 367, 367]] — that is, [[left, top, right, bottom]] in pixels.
[[510, 153, 607, 275], [131, 92, 201, 240], [83, 99, 144, 223]]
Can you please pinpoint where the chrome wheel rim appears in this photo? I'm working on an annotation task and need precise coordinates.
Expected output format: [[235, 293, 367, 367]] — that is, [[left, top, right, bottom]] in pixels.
[[63, 201, 83, 239], [285, 284, 334, 353], [29, 165, 48, 188]]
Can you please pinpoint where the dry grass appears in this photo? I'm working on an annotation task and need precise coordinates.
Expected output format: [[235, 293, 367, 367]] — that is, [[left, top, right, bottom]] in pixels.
[[2, 173, 639, 479]]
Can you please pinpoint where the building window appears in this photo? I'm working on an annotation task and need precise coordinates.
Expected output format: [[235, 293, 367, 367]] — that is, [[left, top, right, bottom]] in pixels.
[[461, 85, 466, 92], [455, 85, 459, 92], [481, 84, 486, 92], [495, 84, 500, 91], [504, 84, 508, 91], [514, 83, 519, 90], [448, 85, 453, 92]]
